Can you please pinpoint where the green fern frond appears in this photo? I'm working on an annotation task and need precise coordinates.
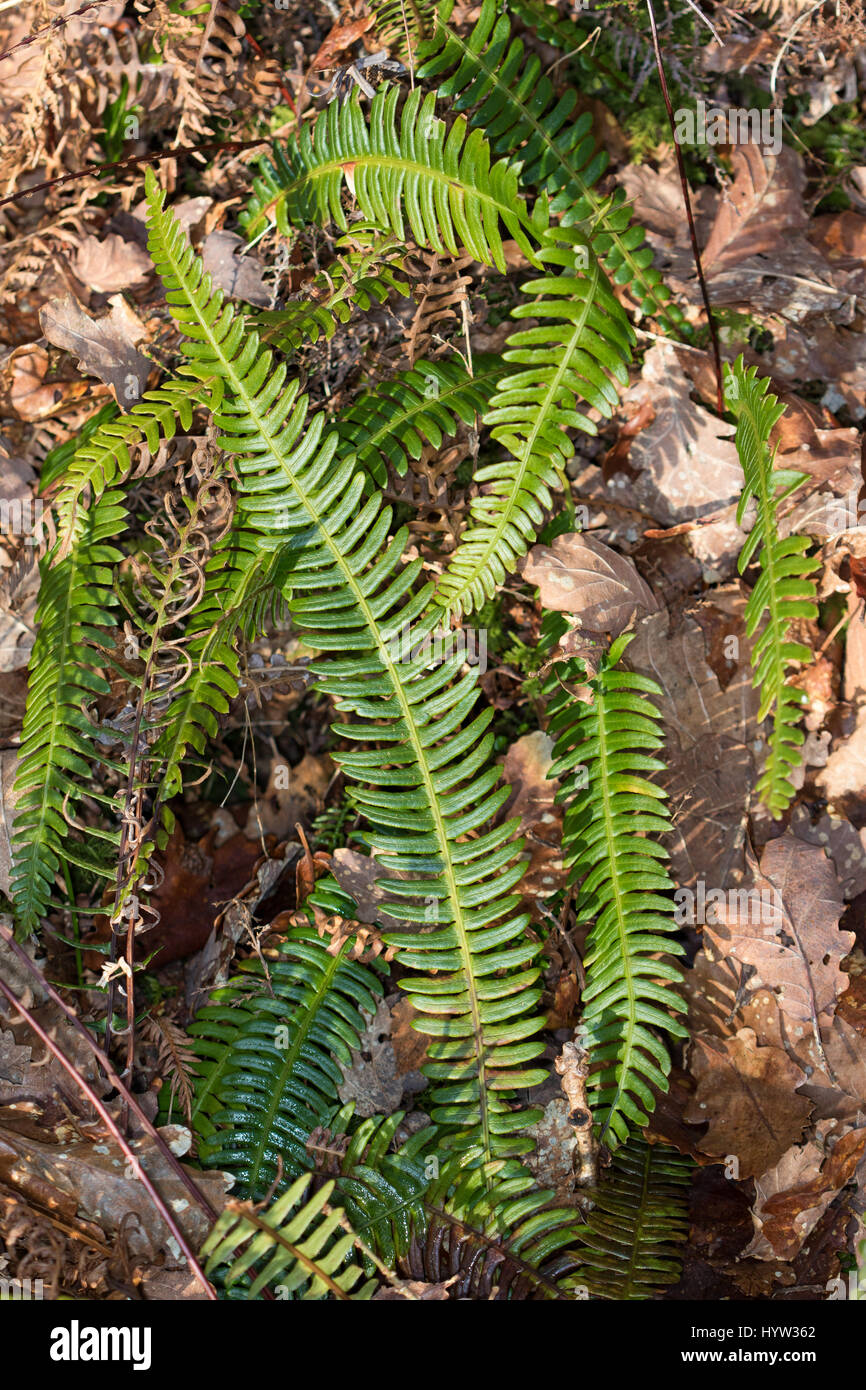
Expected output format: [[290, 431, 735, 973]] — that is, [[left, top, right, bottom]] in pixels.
[[49, 376, 216, 554], [417, 0, 686, 333], [200, 1172, 378, 1300], [545, 632, 686, 1150], [246, 224, 410, 355], [437, 230, 633, 616], [186, 927, 382, 1199], [318, 1111, 585, 1298], [240, 85, 549, 272], [10, 491, 127, 935], [145, 175, 547, 1162], [726, 357, 819, 818], [567, 1138, 691, 1300], [337, 354, 504, 486], [367, 0, 438, 61]]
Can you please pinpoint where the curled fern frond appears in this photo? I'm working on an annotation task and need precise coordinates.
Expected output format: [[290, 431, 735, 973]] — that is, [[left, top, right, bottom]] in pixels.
[[240, 85, 549, 271], [726, 357, 819, 818], [566, 1138, 691, 1300], [146, 175, 547, 1162], [417, 0, 686, 333], [437, 230, 633, 616], [337, 354, 504, 486], [545, 633, 686, 1150], [10, 490, 127, 936], [186, 927, 383, 1199], [201, 1172, 378, 1300]]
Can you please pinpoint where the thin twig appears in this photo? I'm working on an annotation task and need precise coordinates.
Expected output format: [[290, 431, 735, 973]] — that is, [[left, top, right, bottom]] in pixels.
[[0, 969, 217, 1300], [644, 0, 723, 415]]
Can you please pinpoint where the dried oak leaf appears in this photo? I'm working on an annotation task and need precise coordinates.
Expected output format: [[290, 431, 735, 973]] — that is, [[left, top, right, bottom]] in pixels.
[[201, 231, 271, 308], [520, 531, 658, 635], [39, 294, 151, 409], [702, 144, 809, 278], [747, 1125, 866, 1261], [501, 730, 566, 918], [625, 601, 759, 888], [72, 234, 152, 295], [685, 1029, 812, 1177], [336, 998, 426, 1118], [703, 836, 854, 1038], [330, 847, 413, 934]]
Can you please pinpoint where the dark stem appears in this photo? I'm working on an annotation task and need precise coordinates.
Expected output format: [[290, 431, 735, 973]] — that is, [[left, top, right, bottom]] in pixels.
[[644, 0, 723, 414]]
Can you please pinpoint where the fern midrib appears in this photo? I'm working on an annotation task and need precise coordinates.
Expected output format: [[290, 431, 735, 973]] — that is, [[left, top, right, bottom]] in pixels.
[[747, 422, 788, 728], [440, 257, 600, 612], [155, 215, 495, 1166], [223, 1197, 355, 1299], [431, 23, 661, 305], [594, 673, 639, 1149]]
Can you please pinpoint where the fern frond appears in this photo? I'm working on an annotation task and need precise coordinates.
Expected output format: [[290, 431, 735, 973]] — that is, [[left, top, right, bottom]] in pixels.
[[246, 224, 410, 355], [437, 230, 633, 616], [368, 0, 438, 60], [200, 1172, 378, 1300], [337, 354, 504, 486], [186, 927, 382, 1199], [240, 85, 549, 272], [49, 376, 216, 555], [726, 357, 819, 818], [318, 1111, 585, 1298], [146, 175, 547, 1162], [10, 490, 127, 936], [417, 0, 686, 333], [567, 1138, 691, 1300], [545, 632, 686, 1150]]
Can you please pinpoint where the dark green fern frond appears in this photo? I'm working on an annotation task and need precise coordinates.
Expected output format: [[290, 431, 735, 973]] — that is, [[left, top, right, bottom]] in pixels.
[[545, 633, 686, 1150], [186, 927, 382, 1199], [314, 1111, 585, 1297], [337, 354, 504, 486], [10, 491, 127, 935], [567, 1138, 691, 1300], [437, 230, 633, 616], [146, 176, 547, 1162], [246, 224, 410, 355], [240, 85, 549, 271], [200, 1172, 378, 1300], [417, 0, 686, 334], [726, 357, 819, 818]]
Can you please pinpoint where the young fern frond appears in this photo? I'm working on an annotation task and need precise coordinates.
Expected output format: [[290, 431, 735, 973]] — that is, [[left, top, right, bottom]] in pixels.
[[245, 224, 410, 354], [145, 175, 548, 1162], [240, 84, 549, 271], [317, 1111, 585, 1298], [417, 0, 686, 333], [545, 633, 686, 1150], [10, 490, 127, 935], [337, 354, 504, 486], [184, 927, 382, 1199], [726, 358, 819, 818], [437, 231, 633, 616], [566, 1138, 691, 1300], [49, 376, 217, 555], [200, 1172, 378, 1300]]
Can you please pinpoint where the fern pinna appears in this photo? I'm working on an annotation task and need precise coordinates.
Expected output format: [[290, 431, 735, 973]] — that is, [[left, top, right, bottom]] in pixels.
[[545, 633, 686, 1150], [145, 172, 547, 1164], [727, 357, 819, 818]]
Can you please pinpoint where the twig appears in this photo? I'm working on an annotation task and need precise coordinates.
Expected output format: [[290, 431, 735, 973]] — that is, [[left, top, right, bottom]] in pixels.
[[554, 1039, 596, 1187], [0, 969, 217, 1300], [644, 0, 723, 415]]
